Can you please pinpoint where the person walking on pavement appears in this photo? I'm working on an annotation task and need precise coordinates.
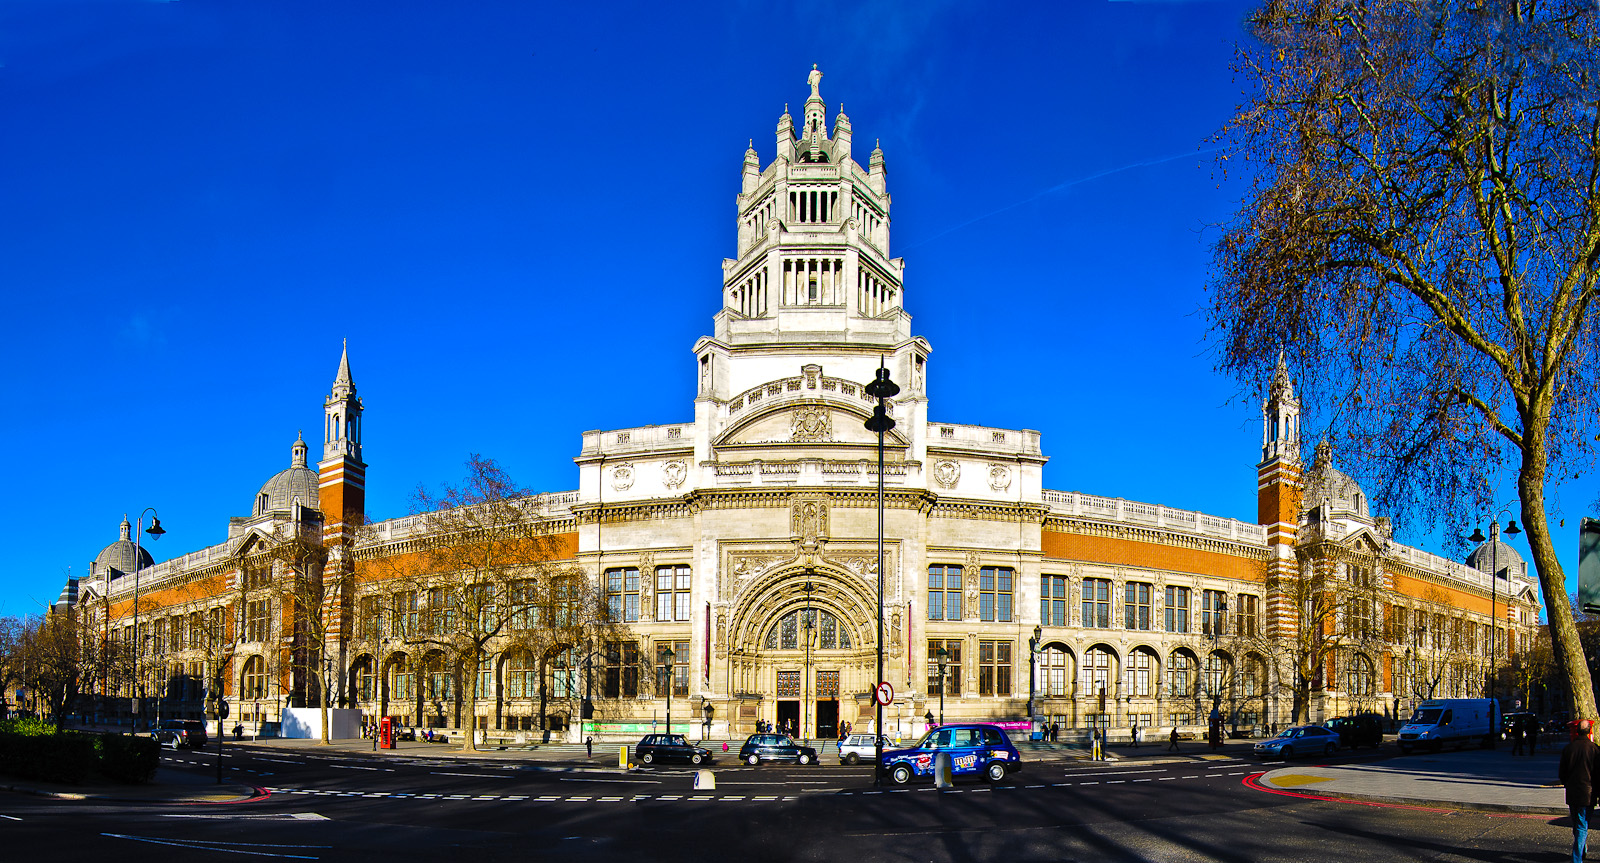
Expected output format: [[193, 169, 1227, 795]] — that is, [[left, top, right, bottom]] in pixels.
[[585, 736, 593, 759], [1131, 720, 1139, 748], [1560, 719, 1600, 863], [1168, 726, 1180, 753]]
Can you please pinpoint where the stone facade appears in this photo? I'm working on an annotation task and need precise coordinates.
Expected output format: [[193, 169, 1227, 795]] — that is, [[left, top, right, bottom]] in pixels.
[[66, 68, 1541, 743]]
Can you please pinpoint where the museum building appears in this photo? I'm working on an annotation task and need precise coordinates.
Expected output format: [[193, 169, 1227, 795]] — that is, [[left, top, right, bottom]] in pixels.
[[66, 68, 1541, 742]]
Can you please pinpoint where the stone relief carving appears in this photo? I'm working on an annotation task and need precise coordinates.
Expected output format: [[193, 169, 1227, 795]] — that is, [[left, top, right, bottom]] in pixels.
[[988, 464, 1011, 492], [716, 611, 727, 656], [790, 405, 832, 442], [611, 463, 635, 491], [933, 460, 960, 489], [639, 551, 655, 618], [661, 460, 687, 489], [730, 554, 783, 580], [791, 496, 828, 547]]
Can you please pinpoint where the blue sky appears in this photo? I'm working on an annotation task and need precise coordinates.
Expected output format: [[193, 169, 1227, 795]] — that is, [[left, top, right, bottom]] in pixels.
[[0, 0, 1582, 618]]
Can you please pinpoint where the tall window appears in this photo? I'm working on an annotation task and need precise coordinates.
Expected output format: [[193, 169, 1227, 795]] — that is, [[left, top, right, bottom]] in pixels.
[[1083, 647, 1113, 698], [1345, 654, 1375, 696], [391, 657, 414, 701], [152, 618, 166, 655], [475, 656, 494, 698], [1125, 649, 1153, 697], [1236, 594, 1260, 637], [1125, 582, 1152, 630], [1203, 654, 1229, 700], [978, 567, 1013, 622], [509, 580, 537, 630], [505, 652, 535, 699], [1041, 575, 1068, 627], [393, 591, 418, 638], [1242, 656, 1264, 697], [1083, 578, 1111, 628], [604, 641, 640, 698], [928, 639, 962, 696], [356, 658, 375, 701], [551, 647, 577, 699], [978, 641, 1012, 696], [1202, 590, 1227, 636], [1165, 586, 1191, 633], [927, 565, 963, 621], [246, 599, 270, 643], [1166, 653, 1194, 698], [1042, 646, 1070, 697], [606, 568, 641, 623], [656, 640, 690, 699], [656, 566, 691, 622]]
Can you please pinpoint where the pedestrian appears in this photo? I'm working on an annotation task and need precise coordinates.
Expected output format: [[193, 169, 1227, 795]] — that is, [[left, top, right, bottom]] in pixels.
[[233, 722, 243, 741], [1168, 726, 1180, 752], [722, 740, 729, 753], [1512, 720, 1525, 756], [1560, 719, 1600, 863], [585, 736, 593, 759], [1131, 721, 1139, 748]]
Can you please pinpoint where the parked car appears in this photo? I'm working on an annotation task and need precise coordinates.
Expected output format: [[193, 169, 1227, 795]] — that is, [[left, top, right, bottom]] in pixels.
[[738, 734, 819, 765], [1325, 713, 1384, 749], [636, 734, 714, 766], [152, 719, 208, 750], [880, 723, 1022, 785], [1501, 712, 1540, 741], [1252, 725, 1341, 760], [836, 734, 894, 765]]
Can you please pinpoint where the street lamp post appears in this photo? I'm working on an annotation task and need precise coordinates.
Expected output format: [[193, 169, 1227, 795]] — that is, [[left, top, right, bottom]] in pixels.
[[802, 579, 814, 743], [863, 358, 898, 786], [936, 647, 948, 726], [661, 645, 674, 737], [131, 508, 166, 733], [1027, 625, 1042, 731], [1469, 515, 1521, 703]]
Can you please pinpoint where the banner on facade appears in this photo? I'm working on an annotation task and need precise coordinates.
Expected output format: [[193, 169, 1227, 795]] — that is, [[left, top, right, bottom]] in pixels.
[[1580, 518, 1600, 615]]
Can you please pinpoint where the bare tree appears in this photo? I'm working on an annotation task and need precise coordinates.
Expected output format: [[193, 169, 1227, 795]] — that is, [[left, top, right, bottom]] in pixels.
[[360, 455, 584, 751], [19, 609, 132, 731], [1210, 0, 1600, 719]]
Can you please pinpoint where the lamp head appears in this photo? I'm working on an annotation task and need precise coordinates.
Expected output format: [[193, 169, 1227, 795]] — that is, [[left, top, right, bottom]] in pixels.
[[1504, 520, 1521, 536], [1468, 527, 1487, 544], [145, 518, 166, 540], [864, 363, 899, 400]]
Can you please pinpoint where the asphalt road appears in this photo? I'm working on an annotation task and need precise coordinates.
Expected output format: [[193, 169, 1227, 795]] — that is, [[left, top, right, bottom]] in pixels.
[[0, 743, 1574, 861]]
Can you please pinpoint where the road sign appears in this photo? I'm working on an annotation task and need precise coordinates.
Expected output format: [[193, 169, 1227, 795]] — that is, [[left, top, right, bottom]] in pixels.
[[874, 682, 894, 706]]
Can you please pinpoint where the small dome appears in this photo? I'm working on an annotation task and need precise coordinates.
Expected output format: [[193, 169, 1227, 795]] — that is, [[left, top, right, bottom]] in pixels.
[[92, 516, 155, 579], [1303, 440, 1369, 518], [1468, 539, 1527, 580], [253, 434, 320, 516]]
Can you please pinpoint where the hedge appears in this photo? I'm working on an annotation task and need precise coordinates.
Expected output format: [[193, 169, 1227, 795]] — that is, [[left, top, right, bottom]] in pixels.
[[0, 720, 159, 784]]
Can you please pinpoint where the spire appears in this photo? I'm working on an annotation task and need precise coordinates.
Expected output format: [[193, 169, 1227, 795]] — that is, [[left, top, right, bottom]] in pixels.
[[333, 338, 355, 398], [1270, 351, 1295, 400], [120, 514, 132, 542], [291, 430, 308, 469]]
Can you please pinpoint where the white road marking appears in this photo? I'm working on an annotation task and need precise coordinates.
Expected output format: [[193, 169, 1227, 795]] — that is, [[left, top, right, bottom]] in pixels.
[[431, 772, 499, 779], [102, 833, 328, 860], [558, 776, 661, 784], [162, 813, 329, 821]]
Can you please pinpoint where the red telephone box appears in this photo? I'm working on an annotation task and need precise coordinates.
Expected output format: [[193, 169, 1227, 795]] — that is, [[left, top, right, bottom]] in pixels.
[[379, 716, 395, 750]]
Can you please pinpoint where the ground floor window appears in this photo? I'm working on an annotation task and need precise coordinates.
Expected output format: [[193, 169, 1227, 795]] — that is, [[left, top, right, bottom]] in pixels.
[[604, 642, 639, 698], [978, 641, 1012, 697]]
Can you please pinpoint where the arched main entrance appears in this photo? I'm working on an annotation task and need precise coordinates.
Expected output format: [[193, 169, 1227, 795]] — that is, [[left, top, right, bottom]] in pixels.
[[727, 565, 877, 740]]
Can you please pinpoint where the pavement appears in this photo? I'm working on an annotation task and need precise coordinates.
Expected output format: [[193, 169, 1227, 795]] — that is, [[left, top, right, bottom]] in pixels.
[[0, 733, 1574, 814]]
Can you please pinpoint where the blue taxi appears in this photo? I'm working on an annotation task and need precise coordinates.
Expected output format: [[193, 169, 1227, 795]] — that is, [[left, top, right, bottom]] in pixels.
[[880, 723, 1022, 784]]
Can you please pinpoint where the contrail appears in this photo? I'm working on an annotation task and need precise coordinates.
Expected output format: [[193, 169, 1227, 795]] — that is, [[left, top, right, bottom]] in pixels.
[[902, 146, 1224, 251]]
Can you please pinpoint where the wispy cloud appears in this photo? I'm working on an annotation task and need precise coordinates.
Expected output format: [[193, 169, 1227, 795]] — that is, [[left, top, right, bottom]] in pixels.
[[903, 146, 1224, 251]]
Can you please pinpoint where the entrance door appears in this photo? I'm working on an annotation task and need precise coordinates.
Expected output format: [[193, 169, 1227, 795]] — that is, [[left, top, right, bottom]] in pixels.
[[816, 699, 838, 739], [777, 700, 800, 736]]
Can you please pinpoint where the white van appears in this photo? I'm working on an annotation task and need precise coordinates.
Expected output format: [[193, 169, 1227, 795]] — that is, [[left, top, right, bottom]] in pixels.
[[1397, 699, 1500, 754]]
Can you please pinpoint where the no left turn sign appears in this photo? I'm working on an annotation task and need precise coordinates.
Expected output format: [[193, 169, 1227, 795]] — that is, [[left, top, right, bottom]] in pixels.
[[874, 681, 894, 706]]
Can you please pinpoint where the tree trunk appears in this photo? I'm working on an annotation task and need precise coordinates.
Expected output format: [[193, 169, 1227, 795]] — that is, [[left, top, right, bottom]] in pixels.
[[319, 667, 331, 745], [1519, 430, 1598, 719]]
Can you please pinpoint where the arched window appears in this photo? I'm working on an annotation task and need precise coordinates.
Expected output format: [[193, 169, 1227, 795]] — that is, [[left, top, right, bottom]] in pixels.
[[765, 610, 851, 650], [1203, 653, 1231, 700], [241, 656, 266, 700], [1125, 649, 1155, 697], [1242, 656, 1266, 698]]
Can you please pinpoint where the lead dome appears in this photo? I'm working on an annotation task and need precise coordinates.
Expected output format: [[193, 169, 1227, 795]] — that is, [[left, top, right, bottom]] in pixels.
[[253, 433, 319, 516], [1302, 439, 1369, 518], [91, 516, 155, 579]]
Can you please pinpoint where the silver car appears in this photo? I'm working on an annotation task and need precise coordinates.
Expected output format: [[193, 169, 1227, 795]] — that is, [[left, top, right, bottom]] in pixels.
[[836, 733, 894, 765]]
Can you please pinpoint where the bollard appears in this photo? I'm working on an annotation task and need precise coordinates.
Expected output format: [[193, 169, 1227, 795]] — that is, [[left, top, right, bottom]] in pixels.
[[693, 769, 716, 790], [620, 745, 629, 768], [934, 752, 953, 790]]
